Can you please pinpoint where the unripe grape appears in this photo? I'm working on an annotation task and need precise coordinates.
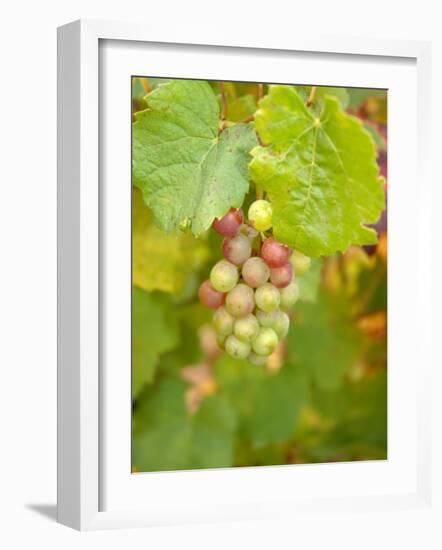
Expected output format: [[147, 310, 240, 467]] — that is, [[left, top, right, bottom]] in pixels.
[[239, 223, 259, 240], [233, 313, 260, 343], [255, 282, 280, 312], [198, 280, 225, 309], [213, 306, 234, 336], [270, 262, 294, 288], [225, 334, 251, 359], [256, 308, 277, 328], [252, 327, 278, 356], [261, 238, 292, 268], [248, 352, 267, 366], [222, 234, 252, 266], [248, 199, 273, 232], [280, 280, 299, 311], [272, 310, 290, 339], [210, 260, 238, 293], [290, 250, 311, 276], [256, 309, 289, 338], [216, 334, 227, 349], [225, 283, 255, 318], [212, 208, 243, 237], [241, 257, 270, 288]]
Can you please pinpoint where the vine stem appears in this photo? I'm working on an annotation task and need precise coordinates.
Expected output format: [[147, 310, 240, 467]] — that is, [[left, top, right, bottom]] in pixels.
[[220, 82, 228, 121], [306, 86, 317, 107], [139, 77, 152, 94]]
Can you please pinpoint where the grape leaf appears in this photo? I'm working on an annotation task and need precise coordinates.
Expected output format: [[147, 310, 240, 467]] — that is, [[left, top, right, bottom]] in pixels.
[[250, 85, 385, 257], [133, 79, 257, 235], [227, 94, 257, 122], [133, 188, 209, 294], [132, 288, 179, 397], [132, 378, 236, 471], [214, 356, 309, 447], [288, 290, 363, 390], [295, 85, 350, 110], [306, 370, 387, 461], [364, 121, 387, 151]]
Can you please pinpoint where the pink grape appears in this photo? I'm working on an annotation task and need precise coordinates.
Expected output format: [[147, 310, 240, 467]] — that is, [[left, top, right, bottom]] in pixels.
[[261, 238, 292, 268], [241, 257, 270, 288], [225, 284, 255, 318], [270, 262, 293, 288], [198, 280, 225, 309], [222, 234, 252, 266], [212, 208, 243, 237]]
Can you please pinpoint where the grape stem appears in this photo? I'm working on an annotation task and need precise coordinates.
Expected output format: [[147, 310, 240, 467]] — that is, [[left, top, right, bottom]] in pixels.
[[306, 86, 317, 107]]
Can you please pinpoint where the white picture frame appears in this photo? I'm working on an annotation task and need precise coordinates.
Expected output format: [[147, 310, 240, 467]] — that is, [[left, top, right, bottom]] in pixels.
[[57, 19, 433, 531]]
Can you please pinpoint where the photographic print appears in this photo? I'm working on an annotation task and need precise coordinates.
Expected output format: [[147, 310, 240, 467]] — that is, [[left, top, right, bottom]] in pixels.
[[131, 78, 387, 473]]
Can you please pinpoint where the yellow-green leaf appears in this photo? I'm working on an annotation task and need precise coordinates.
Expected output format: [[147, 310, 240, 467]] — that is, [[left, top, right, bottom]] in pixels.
[[250, 85, 385, 257], [133, 188, 209, 293]]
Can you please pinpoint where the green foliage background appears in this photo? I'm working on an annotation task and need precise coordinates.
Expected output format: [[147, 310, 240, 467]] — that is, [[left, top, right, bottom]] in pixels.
[[131, 78, 388, 472]]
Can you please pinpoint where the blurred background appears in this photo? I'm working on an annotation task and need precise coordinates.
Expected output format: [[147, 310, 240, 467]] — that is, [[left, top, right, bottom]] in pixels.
[[131, 78, 387, 472]]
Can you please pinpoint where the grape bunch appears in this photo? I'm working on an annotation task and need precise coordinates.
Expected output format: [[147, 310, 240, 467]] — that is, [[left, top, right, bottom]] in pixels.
[[198, 200, 303, 365]]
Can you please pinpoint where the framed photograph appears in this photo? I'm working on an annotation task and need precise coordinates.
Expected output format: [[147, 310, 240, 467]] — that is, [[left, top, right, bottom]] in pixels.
[[57, 19, 432, 530]]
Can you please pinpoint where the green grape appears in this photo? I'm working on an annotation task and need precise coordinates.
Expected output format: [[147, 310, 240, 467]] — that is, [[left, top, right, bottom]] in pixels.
[[225, 334, 251, 359], [255, 282, 280, 312], [233, 314, 260, 343], [241, 257, 270, 288], [256, 309, 289, 338], [280, 280, 299, 310], [252, 327, 278, 356], [256, 308, 277, 328], [248, 352, 267, 366], [291, 250, 311, 276], [248, 199, 273, 232], [210, 259, 238, 293], [225, 283, 255, 318], [239, 223, 259, 240], [272, 310, 290, 338], [216, 334, 227, 350], [213, 306, 234, 336]]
